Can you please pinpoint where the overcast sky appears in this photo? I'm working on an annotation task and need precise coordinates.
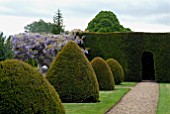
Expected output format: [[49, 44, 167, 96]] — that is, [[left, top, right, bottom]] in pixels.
[[0, 0, 169, 36]]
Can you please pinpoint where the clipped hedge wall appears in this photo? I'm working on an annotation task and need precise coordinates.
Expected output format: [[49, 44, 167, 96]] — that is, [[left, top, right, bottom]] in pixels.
[[106, 58, 124, 84], [91, 57, 115, 90], [0, 59, 65, 114], [83, 32, 170, 82], [46, 41, 99, 103]]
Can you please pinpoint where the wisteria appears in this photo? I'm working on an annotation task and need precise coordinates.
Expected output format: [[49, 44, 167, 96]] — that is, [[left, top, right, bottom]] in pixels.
[[12, 30, 86, 71]]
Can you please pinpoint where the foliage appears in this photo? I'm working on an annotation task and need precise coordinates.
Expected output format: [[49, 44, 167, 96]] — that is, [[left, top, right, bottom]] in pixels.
[[86, 11, 131, 33], [91, 57, 115, 90], [0, 32, 14, 61], [26, 58, 37, 67], [83, 32, 170, 82], [83, 32, 127, 80], [24, 19, 53, 33], [83, 32, 143, 82], [51, 9, 65, 34], [12, 32, 86, 68], [157, 83, 170, 114], [64, 82, 135, 114], [106, 58, 124, 84], [24, 10, 65, 34], [46, 41, 99, 103], [0, 59, 65, 114]]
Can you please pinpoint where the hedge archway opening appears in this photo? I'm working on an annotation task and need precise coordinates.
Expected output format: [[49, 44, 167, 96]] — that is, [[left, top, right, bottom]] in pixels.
[[141, 51, 155, 80]]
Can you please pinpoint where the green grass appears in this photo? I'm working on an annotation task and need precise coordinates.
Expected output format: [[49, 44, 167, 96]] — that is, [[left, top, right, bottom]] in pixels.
[[116, 82, 138, 87], [157, 83, 170, 114], [63, 82, 137, 114]]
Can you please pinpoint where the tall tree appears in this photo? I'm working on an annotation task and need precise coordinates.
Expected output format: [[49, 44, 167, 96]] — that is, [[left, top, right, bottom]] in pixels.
[[0, 32, 14, 61], [24, 19, 52, 33], [86, 11, 132, 33], [51, 9, 65, 34]]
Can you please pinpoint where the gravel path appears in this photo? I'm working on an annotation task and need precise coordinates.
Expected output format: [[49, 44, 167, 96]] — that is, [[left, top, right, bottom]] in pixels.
[[106, 82, 159, 114]]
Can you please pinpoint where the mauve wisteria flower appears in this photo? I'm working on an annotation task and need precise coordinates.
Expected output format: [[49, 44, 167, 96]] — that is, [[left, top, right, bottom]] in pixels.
[[12, 30, 87, 71]]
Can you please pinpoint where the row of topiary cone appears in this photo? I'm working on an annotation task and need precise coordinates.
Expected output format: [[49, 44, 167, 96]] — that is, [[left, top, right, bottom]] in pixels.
[[91, 57, 124, 90], [0, 41, 124, 114]]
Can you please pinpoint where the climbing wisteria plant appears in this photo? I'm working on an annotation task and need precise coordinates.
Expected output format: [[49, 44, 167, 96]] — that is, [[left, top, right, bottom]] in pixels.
[[12, 30, 86, 69]]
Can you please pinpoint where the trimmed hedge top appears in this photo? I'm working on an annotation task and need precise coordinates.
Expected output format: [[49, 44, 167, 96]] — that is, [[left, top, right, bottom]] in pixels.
[[0, 59, 65, 114], [91, 57, 115, 90], [106, 58, 124, 84], [46, 41, 99, 103]]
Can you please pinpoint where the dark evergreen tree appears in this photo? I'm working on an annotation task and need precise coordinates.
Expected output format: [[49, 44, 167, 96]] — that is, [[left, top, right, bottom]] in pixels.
[[51, 9, 65, 34], [0, 32, 14, 61]]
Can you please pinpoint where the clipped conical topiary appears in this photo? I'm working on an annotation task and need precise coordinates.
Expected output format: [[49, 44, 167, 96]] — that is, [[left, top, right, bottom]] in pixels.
[[91, 57, 115, 90], [46, 41, 99, 103], [0, 59, 65, 114], [106, 58, 124, 84]]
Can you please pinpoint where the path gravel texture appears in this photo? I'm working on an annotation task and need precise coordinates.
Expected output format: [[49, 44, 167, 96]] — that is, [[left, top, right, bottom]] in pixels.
[[106, 82, 159, 114]]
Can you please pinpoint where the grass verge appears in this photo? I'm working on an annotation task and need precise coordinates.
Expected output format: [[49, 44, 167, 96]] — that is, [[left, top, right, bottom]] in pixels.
[[157, 83, 170, 114], [63, 82, 136, 114], [115, 82, 137, 88]]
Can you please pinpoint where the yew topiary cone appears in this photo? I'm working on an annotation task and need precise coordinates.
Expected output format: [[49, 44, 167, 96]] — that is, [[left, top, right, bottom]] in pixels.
[[0, 59, 65, 114], [106, 58, 124, 84], [46, 41, 99, 103], [91, 57, 115, 90]]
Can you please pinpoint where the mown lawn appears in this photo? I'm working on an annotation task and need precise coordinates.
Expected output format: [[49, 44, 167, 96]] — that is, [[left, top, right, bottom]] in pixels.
[[116, 82, 137, 87], [63, 82, 137, 114], [157, 83, 170, 114]]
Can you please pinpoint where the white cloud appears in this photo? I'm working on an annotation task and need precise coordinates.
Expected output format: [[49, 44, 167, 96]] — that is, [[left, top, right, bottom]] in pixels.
[[0, 15, 42, 36], [0, 0, 169, 35], [121, 21, 170, 32]]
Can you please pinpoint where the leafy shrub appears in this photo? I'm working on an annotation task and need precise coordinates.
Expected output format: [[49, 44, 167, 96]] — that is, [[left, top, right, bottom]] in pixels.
[[106, 58, 124, 84], [0, 59, 65, 114], [0, 32, 14, 61], [46, 41, 99, 103], [91, 57, 115, 90]]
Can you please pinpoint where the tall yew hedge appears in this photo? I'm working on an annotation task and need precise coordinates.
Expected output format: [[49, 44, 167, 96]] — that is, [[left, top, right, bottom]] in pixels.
[[83, 32, 170, 82]]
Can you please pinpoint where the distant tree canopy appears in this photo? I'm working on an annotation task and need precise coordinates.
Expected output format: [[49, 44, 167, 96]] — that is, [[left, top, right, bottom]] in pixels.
[[86, 11, 131, 32], [24, 9, 64, 34], [24, 19, 53, 33]]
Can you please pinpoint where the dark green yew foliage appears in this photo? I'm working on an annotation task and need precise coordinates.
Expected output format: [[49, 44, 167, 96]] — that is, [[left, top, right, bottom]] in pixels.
[[106, 58, 124, 84], [46, 41, 99, 103], [83, 32, 128, 80], [83, 32, 170, 82], [91, 57, 115, 90], [0, 60, 65, 114]]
